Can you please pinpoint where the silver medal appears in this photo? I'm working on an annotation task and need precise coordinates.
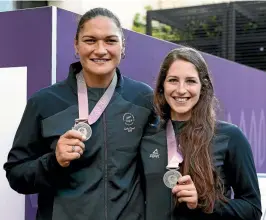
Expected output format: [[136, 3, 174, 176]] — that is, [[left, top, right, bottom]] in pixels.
[[163, 169, 182, 189], [73, 122, 92, 141]]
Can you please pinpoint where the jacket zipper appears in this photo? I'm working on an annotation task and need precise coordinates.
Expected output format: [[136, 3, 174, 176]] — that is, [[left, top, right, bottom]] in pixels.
[[170, 192, 173, 220], [103, 112, 108, 220]]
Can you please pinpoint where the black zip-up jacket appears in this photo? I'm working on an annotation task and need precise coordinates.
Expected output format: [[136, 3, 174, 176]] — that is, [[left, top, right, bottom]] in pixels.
[[3, 62, 155, 220], [140, 120, 262, 220]]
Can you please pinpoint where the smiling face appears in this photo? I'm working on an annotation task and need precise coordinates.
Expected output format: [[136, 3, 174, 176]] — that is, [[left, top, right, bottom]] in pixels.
[[74, 16, 123, 77], [163, 59, 202, 121]]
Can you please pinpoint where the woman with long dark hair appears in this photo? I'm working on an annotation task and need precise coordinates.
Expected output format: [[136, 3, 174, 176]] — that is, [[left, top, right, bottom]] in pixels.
[[141, 47, 262, 219]]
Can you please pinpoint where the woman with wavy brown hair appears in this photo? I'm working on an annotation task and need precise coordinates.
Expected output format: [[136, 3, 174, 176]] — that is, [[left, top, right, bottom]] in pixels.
[[140, 47, 262, 220]]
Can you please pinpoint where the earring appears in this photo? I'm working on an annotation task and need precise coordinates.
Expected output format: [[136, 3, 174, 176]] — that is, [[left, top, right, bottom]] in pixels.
[[121, 47, 126, 59], [75, 52, 79, 59], [121, 51, 126, 59]]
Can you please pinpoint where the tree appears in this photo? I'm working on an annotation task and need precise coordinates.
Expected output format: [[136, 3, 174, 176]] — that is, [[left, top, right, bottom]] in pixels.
[[132, 6, 224, 42], [132, 5, 181, 41]]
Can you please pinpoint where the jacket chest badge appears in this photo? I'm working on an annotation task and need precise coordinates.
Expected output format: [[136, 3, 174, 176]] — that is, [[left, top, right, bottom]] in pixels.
[[123, 113, 135, 132]]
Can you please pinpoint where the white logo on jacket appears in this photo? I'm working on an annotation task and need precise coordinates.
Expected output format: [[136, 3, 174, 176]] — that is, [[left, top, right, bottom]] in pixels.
[[150, 149, 160, 159], [123, 113, 135, 132]]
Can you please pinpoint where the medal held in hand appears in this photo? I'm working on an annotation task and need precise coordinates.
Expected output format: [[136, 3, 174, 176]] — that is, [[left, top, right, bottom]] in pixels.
[[163, 120, 183, 189], [163, 169, 182, 189], [73, 71, 117, 141], [73, 121, 92, 141]]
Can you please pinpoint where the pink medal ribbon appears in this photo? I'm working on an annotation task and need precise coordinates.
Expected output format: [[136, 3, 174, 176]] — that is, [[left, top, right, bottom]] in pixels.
[[163, 120, 184, 188], [166, 120, 183, 169], [72, 71, 117, 140]]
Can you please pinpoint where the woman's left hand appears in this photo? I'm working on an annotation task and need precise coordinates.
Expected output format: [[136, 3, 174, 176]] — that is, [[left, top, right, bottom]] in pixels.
[[172, 175, 198, 210]]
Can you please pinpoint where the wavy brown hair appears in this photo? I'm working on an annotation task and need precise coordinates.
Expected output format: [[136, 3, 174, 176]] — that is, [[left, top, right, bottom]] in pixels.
[[154, 47, 227, 213]]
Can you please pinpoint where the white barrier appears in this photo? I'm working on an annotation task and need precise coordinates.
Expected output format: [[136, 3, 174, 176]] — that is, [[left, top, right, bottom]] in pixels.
[[0, 67, 27, 220]]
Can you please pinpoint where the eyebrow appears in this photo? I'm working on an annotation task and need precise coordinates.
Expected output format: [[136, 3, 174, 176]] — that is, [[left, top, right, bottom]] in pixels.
[[186, 76, 198, 80], [82, 35, 119, 39], [167, 75, 198, 80]]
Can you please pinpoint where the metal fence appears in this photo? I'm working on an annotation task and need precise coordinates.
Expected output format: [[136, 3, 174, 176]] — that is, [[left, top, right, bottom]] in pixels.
[[146, 1, 266, 71]]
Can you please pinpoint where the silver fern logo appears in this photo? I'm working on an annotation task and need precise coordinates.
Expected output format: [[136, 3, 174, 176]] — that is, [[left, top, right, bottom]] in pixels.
[[123, 113, 135, 132]]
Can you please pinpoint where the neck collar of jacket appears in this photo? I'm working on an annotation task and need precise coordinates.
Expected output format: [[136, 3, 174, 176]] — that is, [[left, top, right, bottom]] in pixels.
[[171, 120, 187, 132], [67, 61, 123, 94]]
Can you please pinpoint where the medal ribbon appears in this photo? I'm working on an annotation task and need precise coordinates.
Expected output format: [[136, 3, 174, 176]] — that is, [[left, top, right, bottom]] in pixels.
[[76, 71, 117, 125], [166, 120, 184, 169]]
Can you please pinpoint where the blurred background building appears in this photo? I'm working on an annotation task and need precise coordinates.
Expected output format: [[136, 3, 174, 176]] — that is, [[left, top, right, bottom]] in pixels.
[[1, 0, 265, 72], [146, 1, 266, 71]]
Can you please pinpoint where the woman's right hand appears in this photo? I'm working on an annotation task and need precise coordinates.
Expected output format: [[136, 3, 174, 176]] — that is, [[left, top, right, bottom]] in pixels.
[[172, 175, 198, 210], [55, 130, 86, 167]]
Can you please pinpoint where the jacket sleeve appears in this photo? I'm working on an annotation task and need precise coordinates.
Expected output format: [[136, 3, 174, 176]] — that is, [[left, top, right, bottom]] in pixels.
[[3, 97, 65, 194], [214, 125, 262, 220]]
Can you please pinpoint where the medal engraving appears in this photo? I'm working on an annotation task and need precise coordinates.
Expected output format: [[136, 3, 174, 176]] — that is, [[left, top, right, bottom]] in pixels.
[[163, 169, 182, 189], [73, 122, 92, 141]]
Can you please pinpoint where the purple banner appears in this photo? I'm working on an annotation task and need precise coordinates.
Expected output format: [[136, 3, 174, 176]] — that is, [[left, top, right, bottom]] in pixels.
[[56, 8, 79, 81], [207, 56, 266, 173]]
